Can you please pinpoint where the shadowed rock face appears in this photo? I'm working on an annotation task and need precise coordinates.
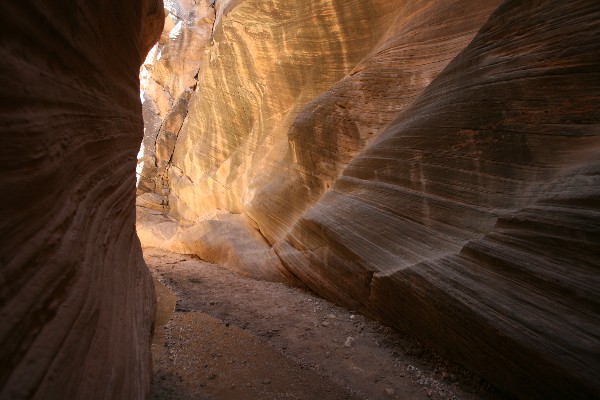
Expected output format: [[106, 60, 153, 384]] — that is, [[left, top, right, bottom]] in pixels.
[[136, 0, 600, 398], [276, 2, 600, 397], [0, 1, 163, 399]]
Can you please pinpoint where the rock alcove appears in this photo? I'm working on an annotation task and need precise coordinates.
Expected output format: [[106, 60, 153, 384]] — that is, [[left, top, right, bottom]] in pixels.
[[1, 0, 599, 399]]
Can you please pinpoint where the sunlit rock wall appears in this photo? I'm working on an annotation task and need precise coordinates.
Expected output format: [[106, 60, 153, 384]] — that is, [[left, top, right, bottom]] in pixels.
[[0, 1, 163, 399], [137, 0, 215, 196], [168, 0, 404, 222], [137, 0, 600, 398], [138, 0, 504, 280], [245, 0, 504, 243]]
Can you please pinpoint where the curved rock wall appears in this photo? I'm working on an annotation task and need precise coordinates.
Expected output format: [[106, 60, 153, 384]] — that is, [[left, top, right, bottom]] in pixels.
[[138, 0, 503, 280], [137, 0, 600, 398], [167, 0, 403, 221], [246, 0, 503, 243], [0, 1, 163, 398], [275, 1, 600, 397]]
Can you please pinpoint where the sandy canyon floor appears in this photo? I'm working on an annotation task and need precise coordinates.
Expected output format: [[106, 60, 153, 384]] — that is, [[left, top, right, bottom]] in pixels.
[[145, 247, 505, 400]]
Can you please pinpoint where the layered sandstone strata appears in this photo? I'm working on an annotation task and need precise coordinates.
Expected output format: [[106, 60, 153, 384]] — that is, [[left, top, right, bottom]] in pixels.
[[138, 0, 504, 280], [137, 0, 600, 398], [0, 1, 163, 398], [275, 2, 600, 397]]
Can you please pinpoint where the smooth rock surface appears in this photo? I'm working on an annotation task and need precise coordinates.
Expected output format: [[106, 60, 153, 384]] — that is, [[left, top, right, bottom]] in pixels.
[[0, 1, 163, 398], [276, 1, 600, 398], [137, 206, 297, 283]]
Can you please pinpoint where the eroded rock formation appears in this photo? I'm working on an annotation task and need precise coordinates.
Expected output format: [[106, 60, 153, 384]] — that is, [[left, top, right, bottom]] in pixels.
[[137, 0, 215, 196], [0, 1, 163, 398], [137, 0, 600, 398]]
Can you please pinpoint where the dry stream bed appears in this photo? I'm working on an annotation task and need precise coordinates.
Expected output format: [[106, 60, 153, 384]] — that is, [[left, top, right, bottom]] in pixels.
[[146, 248, 504, 400]]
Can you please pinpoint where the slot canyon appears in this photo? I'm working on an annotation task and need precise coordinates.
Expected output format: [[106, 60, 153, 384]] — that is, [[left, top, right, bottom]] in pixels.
[[1, 0, 599, 399]]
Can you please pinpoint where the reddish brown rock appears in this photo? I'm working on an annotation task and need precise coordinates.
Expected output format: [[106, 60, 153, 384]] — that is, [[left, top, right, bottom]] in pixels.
[[276, 1, 600, 398], [0, 0, 163, 398]]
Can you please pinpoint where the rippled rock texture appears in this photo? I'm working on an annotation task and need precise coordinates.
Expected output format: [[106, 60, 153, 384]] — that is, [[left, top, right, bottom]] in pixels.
[[137, 0, 600, 398], [0, 0, 163, 398]]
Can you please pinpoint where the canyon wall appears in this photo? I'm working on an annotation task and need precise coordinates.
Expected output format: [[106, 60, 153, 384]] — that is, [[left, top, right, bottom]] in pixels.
[[137, 0, 600, 398], [0, 1, 163, 399]]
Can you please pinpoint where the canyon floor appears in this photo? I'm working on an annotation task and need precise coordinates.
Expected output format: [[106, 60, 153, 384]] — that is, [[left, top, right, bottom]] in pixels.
[[145, 247, 505, 400]]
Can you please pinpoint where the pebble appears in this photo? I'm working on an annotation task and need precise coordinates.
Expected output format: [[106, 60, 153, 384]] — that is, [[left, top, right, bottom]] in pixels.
[[262, 379, 272, 385], [344, 336, 355, 348], [385, 388, 395, 396]]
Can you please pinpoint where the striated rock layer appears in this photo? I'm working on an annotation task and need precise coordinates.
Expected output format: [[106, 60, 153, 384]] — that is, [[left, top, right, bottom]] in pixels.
[[275, 2, 600, 398], [0, 1, 163, 399], [137, 0, 600, 398], [138, 0, 504, 279]]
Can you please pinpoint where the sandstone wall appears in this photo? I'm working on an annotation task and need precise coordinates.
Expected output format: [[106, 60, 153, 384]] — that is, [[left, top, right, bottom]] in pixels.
[[275, 2, 600, 397], [138, 0, 503, 280], [0, 1, 163, 398], [137, 0, 215, 195], [137, 0, 600, 398]]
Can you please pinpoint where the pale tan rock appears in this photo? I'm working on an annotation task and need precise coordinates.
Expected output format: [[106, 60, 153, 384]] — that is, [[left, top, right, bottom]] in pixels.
[[136, 192, 168, 212], [168, 0, 406, 222], [245, 0, 505, 243], [141, 0, 215, 107], [136, 206, 187, 253], [137, 0, 214, 196], [0, 0, 163, 398], [152, 8, 214, 102], [138, 92, 163, 193], [178, 213, 296, 283], [136, 206, 296, 283], [144, 78, 174, 117], [160, 12, 178, 44], [156, 89, 193, 171]]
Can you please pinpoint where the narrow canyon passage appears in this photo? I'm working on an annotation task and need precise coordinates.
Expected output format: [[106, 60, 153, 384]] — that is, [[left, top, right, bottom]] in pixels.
[[136, 1, 600, 399], [144, 247, 500, 400], [1, 0, 598, 399]]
